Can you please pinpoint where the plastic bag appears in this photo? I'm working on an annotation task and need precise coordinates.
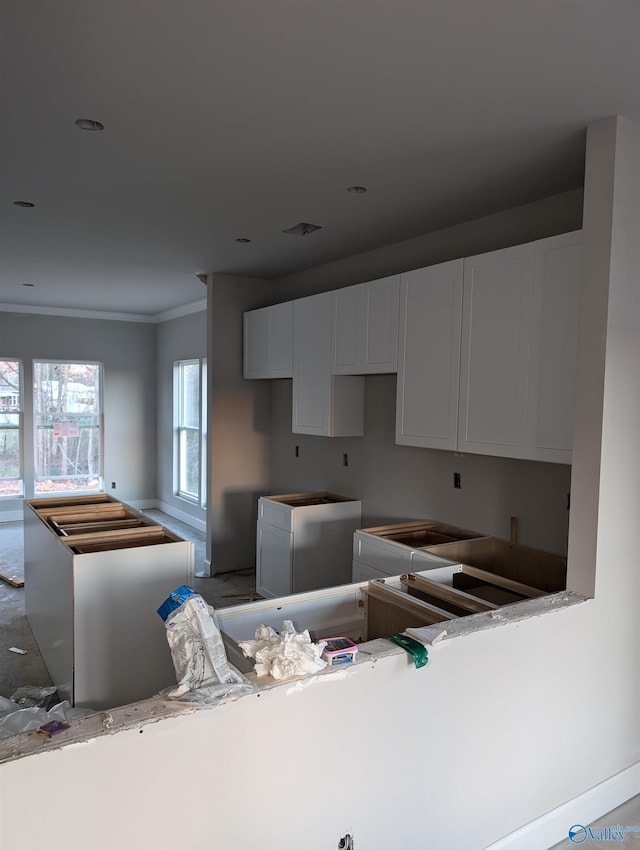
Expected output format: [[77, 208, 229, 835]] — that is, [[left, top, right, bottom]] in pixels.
[[10, 685, 58, 710], [157, 585, 253, 706], [0, 696, 92, 739]]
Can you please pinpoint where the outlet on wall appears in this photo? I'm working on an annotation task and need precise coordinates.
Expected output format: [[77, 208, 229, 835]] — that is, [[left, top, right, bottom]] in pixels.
[[111, 481, 116, 489]]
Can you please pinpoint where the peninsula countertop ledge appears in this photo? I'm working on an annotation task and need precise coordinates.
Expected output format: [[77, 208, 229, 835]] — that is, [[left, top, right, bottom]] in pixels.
[[0, 588, 587, 766]]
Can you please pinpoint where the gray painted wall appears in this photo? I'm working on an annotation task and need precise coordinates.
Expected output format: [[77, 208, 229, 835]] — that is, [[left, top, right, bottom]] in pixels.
[[155, 308, 207, 529], [266, 189, 584, 555], [206, 274, 273, 573], [0, 313, 157, 518]]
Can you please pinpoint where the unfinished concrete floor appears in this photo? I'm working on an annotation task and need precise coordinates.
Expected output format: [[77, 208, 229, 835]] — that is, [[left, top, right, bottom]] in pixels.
[[0, 509, 258, 701]]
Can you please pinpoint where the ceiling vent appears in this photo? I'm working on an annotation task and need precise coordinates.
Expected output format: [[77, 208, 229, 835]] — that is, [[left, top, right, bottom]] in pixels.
[[282, 222, 322, 236]]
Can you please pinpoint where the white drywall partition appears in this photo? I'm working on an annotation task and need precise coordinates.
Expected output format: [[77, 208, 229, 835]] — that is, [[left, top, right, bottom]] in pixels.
[[1, 118, 639, 850]]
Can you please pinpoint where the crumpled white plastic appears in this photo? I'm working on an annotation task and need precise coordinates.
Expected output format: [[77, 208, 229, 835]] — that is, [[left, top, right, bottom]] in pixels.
[[238, 620, 327, 680], [0, 696, 92, 739]]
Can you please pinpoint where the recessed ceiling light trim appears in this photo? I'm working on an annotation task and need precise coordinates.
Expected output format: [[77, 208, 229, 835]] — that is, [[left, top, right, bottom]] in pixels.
[[346, 185, 368, 194], [13, 200, 35, 208], [75, 118, 105, 131], [235, 237, 251, 243], [282, 222, 322, 236], [22, 283, 35, 287]]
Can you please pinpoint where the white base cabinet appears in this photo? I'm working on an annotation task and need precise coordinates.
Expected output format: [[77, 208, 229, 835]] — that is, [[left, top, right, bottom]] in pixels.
[[24, 496, 194, 710], [352, 521, 483, 581], [256, 493, 362, 598]]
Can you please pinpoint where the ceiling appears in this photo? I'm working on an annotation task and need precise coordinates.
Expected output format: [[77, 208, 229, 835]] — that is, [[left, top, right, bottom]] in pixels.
[[1, 1, 639, 318]]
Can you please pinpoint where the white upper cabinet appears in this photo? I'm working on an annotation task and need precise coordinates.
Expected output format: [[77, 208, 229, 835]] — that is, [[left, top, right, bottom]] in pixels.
[[243, 301, 293, 379], [526, 231, 582, 464], [332, 275, 399, 374], [395, 260, 464, 451], [293, 292, 364, 436], [458, 244, 533, 459]]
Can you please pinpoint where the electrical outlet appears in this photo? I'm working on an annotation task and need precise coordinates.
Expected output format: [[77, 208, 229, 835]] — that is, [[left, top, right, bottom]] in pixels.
[[454, 472, 461, 489], [111, 481, 116, 489]]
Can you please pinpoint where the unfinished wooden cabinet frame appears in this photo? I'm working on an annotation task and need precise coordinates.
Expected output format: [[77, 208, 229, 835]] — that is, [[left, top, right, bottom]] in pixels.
[[365, 579, 455, 640], [400, 572, 499, 615]]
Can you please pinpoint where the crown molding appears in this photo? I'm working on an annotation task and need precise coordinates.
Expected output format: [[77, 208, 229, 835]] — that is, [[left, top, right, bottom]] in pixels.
[[0, 298, 207, 324], [154, 299, 207, 323]]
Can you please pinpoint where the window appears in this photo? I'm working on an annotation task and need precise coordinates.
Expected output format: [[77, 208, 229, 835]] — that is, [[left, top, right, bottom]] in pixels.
[[0, 360, 23, 497], [174, 359, 206, 505], [33, 361, 103, 494]]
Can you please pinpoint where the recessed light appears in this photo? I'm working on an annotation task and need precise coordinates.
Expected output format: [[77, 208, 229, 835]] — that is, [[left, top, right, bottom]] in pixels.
[[346, 185, 368, 194], [75, 118, 105, 131], [235, 237, 251, 243], [13, 200, 35, 208], [22, 283, 35, 287]]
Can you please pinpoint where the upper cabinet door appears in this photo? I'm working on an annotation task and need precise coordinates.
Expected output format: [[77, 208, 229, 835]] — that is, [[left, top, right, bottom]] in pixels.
[[395, 259, 464, 451], [331, 284, 363, 374], [243, 301, 293, 379], [363, 275, 399, 373], [332, 275, 400, 374], [293, 293, 332, 434], [526, 231, 582, 464], [458, 244, 533, 458], [293, 292, 364, 436]]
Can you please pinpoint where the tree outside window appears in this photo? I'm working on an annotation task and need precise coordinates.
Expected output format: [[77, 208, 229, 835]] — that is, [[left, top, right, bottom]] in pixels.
[[33, 361, 103, 494]]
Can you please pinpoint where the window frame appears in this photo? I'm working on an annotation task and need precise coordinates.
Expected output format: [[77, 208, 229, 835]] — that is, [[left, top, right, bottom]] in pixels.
[[0, 359, 24, 499], [174, 358, 207, 507], [32, 359, 104, 496]]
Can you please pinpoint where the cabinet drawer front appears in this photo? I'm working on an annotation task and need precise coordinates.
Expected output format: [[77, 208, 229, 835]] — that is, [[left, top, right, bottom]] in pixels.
[[354, 533, 412, 577], [352, 560, 390, 583], [258, 498, 293, 532]]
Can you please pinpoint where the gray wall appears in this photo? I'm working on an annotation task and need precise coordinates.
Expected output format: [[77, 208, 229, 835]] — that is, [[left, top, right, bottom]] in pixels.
[[0, 312, 157, 518], [206, 274, 273, 573], [266, 189, 584, 554], [155, 308, 207, 529]]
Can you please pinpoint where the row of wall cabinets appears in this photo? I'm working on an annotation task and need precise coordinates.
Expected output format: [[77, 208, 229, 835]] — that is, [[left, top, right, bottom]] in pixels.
[[243, 230, 582, 463]]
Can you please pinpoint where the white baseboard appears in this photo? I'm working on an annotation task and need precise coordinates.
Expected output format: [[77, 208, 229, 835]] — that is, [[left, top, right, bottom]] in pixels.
[[128, 499, 159, 511], [486, 762, 640, 850], [153, 500, 206, 535], [195, 558, 212, 579]]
